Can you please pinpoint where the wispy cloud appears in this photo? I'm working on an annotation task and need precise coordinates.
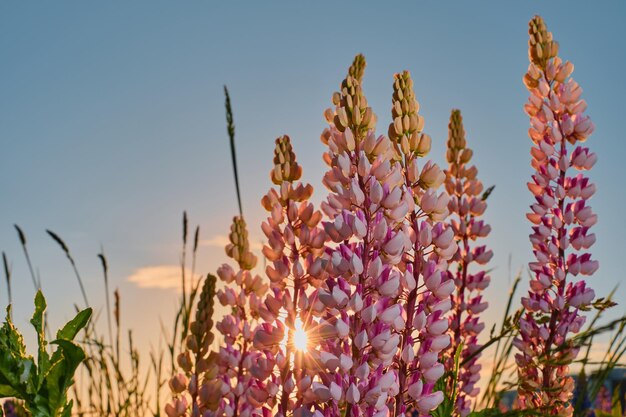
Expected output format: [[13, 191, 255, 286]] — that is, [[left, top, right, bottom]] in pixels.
[[127, 265, 187, 291]]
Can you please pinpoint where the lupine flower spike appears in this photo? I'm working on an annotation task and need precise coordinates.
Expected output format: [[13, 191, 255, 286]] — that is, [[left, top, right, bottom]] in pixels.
[[215, 217, 268, 416], [444, 110, 492, 417], [166, 274, 219, 417], [516, 15, 598, 417], [316, 54, 409, 417], [388, 71, 457, 416], [255, 135, 326, 416]]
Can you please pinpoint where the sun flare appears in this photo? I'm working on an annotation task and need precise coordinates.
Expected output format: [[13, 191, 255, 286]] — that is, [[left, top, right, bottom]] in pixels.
[[293, 318, 308, 352]]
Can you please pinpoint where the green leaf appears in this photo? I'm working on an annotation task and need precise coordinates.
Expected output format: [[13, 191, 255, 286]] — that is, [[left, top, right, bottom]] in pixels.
[[0, 306, 26, 355], [30, 290, 49, 382], [0, 291, 89, 417], [52, 339, 86, 373], [0, 306, 37, 400], [56, 308, 92, 341], [39, 339, 86, 415]]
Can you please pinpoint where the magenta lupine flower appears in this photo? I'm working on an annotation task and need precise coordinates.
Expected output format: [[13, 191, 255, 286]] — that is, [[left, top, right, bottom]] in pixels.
[[314, 55, 409, 417], [311, 58, 456, 417], [387, 71, 457, 416], [213, 217, 270, 417], [515, 16, 598, 416], [254, 135, 326, 416], [443, 110, 492, 417], [166, 219, 269, 417], [594, 386, 611, 413]]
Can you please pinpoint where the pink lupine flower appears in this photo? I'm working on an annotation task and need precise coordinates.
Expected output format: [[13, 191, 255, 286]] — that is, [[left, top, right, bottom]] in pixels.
[[384, 71, 457, 417], [211, 217, 273, 417], [312, 55, 414, 417], [516, 16, 598, 417], [256, 134, 327, 416], [594, 386, 612, 413], [443, 109, 492, 417]]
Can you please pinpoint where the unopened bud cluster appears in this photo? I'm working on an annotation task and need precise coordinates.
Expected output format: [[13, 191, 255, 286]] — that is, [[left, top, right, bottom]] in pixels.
[[327, 55, 377, 139], [388, 71, 430, 158], [271, 135, 303, 185], [166, 274, 220, 417], [527, 15, 559, 70], [225, 216, 258, 270]]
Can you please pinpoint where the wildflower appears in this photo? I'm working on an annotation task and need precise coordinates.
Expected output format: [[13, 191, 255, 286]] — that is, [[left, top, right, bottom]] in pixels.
[[516, 16, 598, 417], [444, 109, 492, 417], [166, 274, 221, 417], [386, 69, 457, 416], [315, 55, 413, 416], [257, 134, 326, 416]]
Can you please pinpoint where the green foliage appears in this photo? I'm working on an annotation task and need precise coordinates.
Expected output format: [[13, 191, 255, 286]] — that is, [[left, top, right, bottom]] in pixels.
[[0, 290, 92, 417]]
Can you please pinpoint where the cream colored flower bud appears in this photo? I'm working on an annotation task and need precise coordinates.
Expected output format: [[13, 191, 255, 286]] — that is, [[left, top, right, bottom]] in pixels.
[[226, 217, 258, 270], [348, 53, 366, 82], [416, 133, 431, 156], [388, 70, 425, 156], [460, 148, 473, 164], [271, 135, 303, 186], [528, 15, 558, 69]]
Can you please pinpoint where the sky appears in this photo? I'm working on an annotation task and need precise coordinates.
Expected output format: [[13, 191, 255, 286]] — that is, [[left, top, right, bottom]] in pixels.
[[1, 0, 626, 387]]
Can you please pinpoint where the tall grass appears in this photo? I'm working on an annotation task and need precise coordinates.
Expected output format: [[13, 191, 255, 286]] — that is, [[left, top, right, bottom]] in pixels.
[[2, 217, 203, 417]]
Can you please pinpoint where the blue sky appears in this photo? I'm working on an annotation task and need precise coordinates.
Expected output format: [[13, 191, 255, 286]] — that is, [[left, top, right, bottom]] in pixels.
[[1, 1, 625, 367]]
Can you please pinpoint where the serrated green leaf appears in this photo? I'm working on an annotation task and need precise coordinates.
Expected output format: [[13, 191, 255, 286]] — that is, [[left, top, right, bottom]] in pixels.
[[30, 290, 49, 382], [0, 306, 26, 355], [36, 339, 86, 415], [52, 339, 86, 374], [56, 308, 92, 341], [0, 307, 37, 400]]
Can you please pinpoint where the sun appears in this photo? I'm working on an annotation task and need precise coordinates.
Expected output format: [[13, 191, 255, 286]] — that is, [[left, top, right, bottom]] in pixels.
[[293, 318, 308, 352]]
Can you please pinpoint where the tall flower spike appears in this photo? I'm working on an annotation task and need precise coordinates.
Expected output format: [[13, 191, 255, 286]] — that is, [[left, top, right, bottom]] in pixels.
[[444, 109, 492, 417], [315, 55, 411, 416], [389, 71, 456, 417], [257, 134, 326, 417], [516, 16, 598, 417], [213, 216, 269, 417], [166, 274, 220, 417]]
